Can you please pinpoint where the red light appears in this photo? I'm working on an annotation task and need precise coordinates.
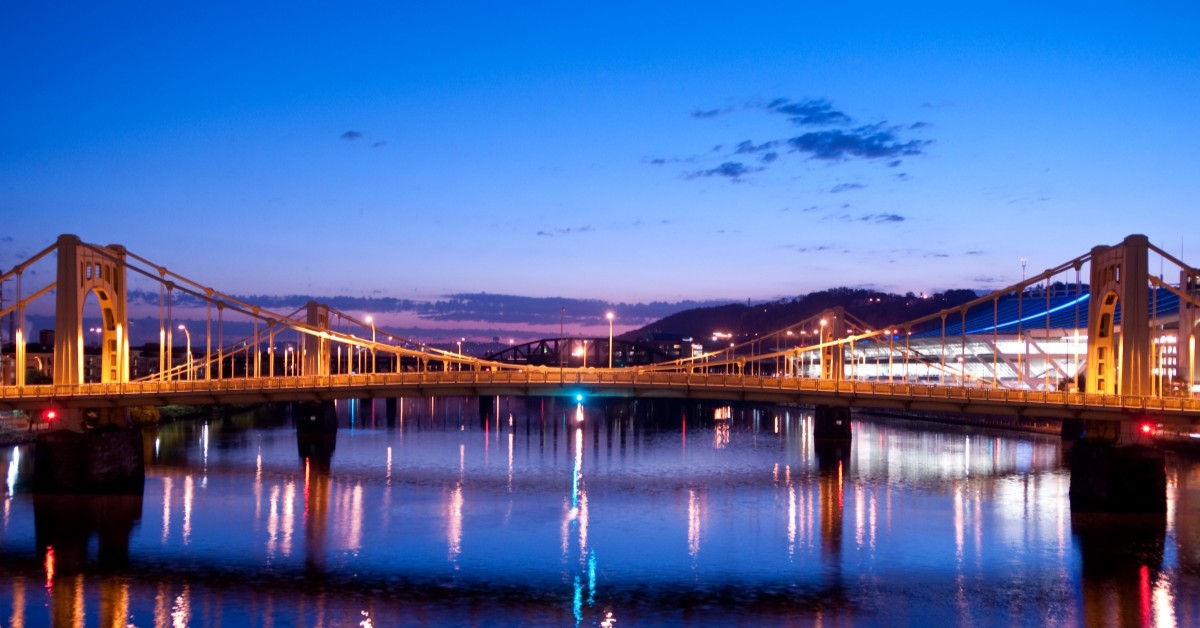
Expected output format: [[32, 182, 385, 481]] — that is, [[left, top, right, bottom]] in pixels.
[[1141, 423, 1153, 434], [43, 409, 56, 422]]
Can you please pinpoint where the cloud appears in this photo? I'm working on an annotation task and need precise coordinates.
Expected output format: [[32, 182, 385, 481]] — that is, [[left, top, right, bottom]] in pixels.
[[765, 98, 852, 126], [829, 183, 866, 193], [664, 96, 932, 182], [733, 140, 778, 154], [783, 244, 835, 253], [685, 161, 761, 181], [372, 140, 387, 148], [340, 130, 364, 141], [535, 226, 594, 237], [861, 213, 905, 223], [787, 124, 930, 161]]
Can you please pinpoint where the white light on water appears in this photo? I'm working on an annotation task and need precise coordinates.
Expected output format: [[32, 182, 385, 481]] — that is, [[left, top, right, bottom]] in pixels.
[[6, 447, 19, 496]]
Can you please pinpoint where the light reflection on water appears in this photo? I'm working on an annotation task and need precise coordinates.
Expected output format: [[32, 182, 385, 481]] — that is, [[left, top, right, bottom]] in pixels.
[[1, 399, 1200, 625]]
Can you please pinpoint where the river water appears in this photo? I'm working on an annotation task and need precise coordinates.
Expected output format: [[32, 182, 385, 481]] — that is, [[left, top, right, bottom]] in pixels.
[[2, 397, 1200, 626]]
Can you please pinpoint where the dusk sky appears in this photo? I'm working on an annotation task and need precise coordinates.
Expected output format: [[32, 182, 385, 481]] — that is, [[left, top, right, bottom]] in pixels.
[[3, 3, 1199, 308]]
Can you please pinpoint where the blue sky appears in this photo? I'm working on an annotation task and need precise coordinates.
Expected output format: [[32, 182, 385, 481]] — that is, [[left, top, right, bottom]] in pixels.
[[3, 2, 1198, 305]]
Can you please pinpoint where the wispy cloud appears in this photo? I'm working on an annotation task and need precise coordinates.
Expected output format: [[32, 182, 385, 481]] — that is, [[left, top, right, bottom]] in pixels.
[[691, 107, 733, 119], [787, 124, 929, 161], [765, 98, 853, 126], [536, 226, 595, 237], [341, 130, 388, 148], [829, 183, 866, 193], [860, 213, 905, 223], [662, 97, 931, 183], [733, 140, 779, 154], [685, 161, 761, 181]]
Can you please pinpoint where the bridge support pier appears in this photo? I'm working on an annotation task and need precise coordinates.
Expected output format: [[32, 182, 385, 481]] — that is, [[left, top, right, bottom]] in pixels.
[[813, 405, 852, 440], [479, 395, 496, 424], [32, 428, 145, 492], [295, 400, 338, 435], [1069, 438, 1165, 513]]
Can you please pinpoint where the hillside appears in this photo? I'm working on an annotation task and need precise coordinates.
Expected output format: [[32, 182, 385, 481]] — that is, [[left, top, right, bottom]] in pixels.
[[626, 287, 979, 342]]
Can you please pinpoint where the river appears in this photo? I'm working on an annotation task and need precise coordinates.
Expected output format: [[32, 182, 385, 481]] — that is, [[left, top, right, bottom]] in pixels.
[[2, 397, 1199, 626]]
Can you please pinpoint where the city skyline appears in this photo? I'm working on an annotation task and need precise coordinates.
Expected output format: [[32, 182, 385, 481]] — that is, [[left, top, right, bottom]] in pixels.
[[3, 3, 1198, 305]]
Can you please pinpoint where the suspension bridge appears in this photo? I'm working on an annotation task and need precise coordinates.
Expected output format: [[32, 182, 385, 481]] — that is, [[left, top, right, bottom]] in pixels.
[[1, 233, 1199, 433]]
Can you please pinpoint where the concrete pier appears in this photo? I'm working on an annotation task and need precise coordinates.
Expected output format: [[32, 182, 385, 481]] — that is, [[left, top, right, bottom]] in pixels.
[[32, 428, 145, 493], [813, 405, 852, 440], [1069, 440, 1166, 513]]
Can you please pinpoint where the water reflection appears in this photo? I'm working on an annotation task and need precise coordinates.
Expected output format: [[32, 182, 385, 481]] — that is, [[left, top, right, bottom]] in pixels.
[[5, 401, 1200, 624]]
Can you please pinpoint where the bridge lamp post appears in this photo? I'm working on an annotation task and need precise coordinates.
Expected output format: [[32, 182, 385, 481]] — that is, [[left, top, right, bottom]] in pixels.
[[286, 345, 293, 376], [606, 312, 615, 368], [457, 338, 464, 371], [366, 316, 376, 374], [177, 324, 192, 380]]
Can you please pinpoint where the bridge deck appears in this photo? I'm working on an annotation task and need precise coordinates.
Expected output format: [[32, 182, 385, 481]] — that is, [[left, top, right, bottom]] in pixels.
[[4, 370, 1200, 424]]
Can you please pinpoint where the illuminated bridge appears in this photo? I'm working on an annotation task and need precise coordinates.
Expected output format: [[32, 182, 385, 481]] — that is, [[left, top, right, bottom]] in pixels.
[[1, 233, 1199, 431]]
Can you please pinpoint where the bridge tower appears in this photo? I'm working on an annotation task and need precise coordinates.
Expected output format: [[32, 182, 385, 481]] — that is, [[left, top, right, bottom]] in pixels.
[[1086, 234, 1152, 396], [1180, 268, 1200, 395], [818, 307, 846, 381], [303, 301, 332, 377], [53, 234, 130, 387]]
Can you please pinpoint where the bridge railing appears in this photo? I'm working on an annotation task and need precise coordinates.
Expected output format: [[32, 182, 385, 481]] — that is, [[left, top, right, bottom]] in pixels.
[[4, 371, 1200, 419]]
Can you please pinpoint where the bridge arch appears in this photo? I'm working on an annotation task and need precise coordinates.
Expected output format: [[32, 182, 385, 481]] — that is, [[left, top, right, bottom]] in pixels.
[[53, 234, 130, 385]]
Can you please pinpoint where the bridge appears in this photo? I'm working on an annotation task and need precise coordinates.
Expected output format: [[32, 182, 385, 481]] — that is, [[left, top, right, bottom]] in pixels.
[[1, 233, 1198, 428], [3, 233, 1200, 511]]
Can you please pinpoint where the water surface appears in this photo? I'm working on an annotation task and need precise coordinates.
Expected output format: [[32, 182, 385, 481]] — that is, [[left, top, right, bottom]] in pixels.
[[2, 398, 1199, 626]]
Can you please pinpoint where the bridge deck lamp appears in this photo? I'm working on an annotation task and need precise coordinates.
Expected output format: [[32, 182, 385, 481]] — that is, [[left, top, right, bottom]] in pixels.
[[177, 324, 192, 380], [606, 311, 615, 368], [366, 316, 376, 373]]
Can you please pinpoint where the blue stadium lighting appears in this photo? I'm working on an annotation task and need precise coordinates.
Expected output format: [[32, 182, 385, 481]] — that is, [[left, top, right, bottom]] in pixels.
[[966, 294, 1090, 334]]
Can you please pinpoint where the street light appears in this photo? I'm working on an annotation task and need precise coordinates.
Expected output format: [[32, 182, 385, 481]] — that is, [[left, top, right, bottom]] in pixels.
[[606, 311, 615, 368], [366, 315, 376, 373], [457, 338, 464, 371], [177, 324, 192, 380]]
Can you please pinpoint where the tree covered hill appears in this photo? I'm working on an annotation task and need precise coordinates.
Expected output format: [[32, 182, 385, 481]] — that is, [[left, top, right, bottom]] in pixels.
[[626, 287, 979, 342]]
